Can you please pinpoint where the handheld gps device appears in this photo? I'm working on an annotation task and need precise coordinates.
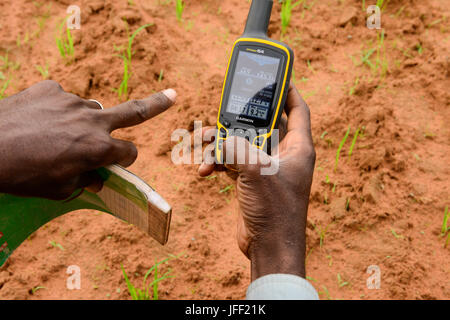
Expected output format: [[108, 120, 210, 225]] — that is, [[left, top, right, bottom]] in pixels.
[[215, 0, 294, 163]]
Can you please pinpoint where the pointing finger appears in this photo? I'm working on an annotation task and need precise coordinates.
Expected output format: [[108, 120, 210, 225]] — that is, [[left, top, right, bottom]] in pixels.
[[103, 89, 177, 131]]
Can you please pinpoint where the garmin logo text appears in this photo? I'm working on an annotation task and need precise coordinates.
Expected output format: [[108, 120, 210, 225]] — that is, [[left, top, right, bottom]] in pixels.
[[236, 116, 254, 123]]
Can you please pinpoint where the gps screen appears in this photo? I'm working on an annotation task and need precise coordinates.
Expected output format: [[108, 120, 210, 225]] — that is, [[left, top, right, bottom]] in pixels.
[[226, 51, 280, 121]]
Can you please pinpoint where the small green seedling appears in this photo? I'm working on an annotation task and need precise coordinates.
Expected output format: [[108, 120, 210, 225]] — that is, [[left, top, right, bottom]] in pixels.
[[319, 285, 332, 300], [49, 240, 64, 250], [306, 59, 315, 74], [175, 0, 185, 22], [349, 77, 360, 96], [390, 228, 403, 240], [55, 19, 75, 63], [31, 286, 46, 294], [337, 273, 349, 288], [376, 0, 389, 11], [441, 206, 449, 234], [348, 128, 361, 158], [122, 258, 173, 300], [158, 69, 164, 82], [0, 52, 20, 71], [36, 63, 49, 79], [33, 3, 52, 38], [375, 30, 388, 78], [220, 185, 234, 194], [0, 78, 11, 100], [441, 206, 449, 248], [360, 48, 376, 70], [280, 0, 304, 36], [416, 43, 423, 55], [335, 127, 351, 172], [313, 223, 332, 248], [115, 23, 153, 101]]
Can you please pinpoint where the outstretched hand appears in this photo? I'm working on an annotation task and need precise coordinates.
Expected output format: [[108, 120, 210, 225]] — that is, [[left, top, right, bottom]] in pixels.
[[0, 80, 176, 200]]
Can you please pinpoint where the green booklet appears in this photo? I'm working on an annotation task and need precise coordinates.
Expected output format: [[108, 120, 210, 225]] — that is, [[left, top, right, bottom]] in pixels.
[[0, 165, 172, 267]]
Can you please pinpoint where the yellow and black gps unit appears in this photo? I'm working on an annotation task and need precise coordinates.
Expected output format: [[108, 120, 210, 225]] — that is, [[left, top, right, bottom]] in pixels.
[[216, 0, 294, 163]]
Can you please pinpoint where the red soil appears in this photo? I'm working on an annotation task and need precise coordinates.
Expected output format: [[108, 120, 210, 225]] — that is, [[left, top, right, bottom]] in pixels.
[[0, 0, 448, 300]]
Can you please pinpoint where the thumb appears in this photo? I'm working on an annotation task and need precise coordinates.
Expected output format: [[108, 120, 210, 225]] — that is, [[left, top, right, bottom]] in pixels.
[[223, 136, 271, 175], [103, 89, 177, 131]]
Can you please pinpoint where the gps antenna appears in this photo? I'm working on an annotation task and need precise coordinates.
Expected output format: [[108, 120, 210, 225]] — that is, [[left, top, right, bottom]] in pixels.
[[243, 0, 273, 37]]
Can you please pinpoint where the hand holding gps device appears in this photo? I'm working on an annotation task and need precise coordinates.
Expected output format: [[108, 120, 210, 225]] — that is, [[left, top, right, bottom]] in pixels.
[[216, 0, 294, 163]]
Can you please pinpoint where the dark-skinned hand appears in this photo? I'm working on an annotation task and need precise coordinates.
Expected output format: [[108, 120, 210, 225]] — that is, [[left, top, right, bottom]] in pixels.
[[199, 83, 315, 280], [0, 80, 176, 200]]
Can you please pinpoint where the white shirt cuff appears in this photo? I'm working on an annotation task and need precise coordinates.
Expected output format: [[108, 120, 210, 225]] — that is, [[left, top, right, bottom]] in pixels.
[[246, 274, 319, 300]]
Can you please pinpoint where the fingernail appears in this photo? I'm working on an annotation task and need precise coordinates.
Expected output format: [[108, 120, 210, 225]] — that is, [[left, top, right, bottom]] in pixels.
[[162, 88, 177, 103]]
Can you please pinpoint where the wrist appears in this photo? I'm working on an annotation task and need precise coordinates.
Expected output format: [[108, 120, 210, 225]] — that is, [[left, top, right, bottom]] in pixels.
[[249, 234, 306, 281]]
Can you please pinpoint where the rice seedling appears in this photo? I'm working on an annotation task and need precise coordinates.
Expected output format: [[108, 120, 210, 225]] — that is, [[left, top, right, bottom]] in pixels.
[[303, 90, 317, 100], [416, 43, 423, 55], [335, 126, 351, 172], [337, 273, 349, 288], [319, 285, 332, 300], [394, 5, 405, 17], [390, 228, 403, 240], [326, 255, 333, 266], [55, 19, 75, 63], [175, 0, 185, 22], [121, 258, 173, 300], [0, 70, 11, 100], [313, 223, 332, 248], [35, 63, 49, 79], [427, 18, 443, 29], [280, 0, 304, 36], [306, 59, 315, 74], [0, 79, 11, 100], [306, 275, 317, 282], [305, 248, 314, 265], [360, 48, 376, 70], [220, 185, 234, 194], [49, 240, 64, 250], [375, 30, 388, 78], [158, 69, 164, 82], [348, 77, 360, 96], [16, 32, 30, 48], [31, 286, 46, 294], [441, 206, 449, 248], [348, 128, 361, 158], [115, 23, 153, 101], [33, 3, 52, 39], [441, 206, 449, 234], [0, 52, 20, 71], [353, 31, 388, 79]]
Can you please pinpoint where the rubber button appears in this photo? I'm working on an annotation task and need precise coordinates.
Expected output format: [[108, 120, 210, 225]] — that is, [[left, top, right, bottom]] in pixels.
[[254, 137, 265, 147], [219, 128, 227, 138], [235, 129, 246, 137]]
